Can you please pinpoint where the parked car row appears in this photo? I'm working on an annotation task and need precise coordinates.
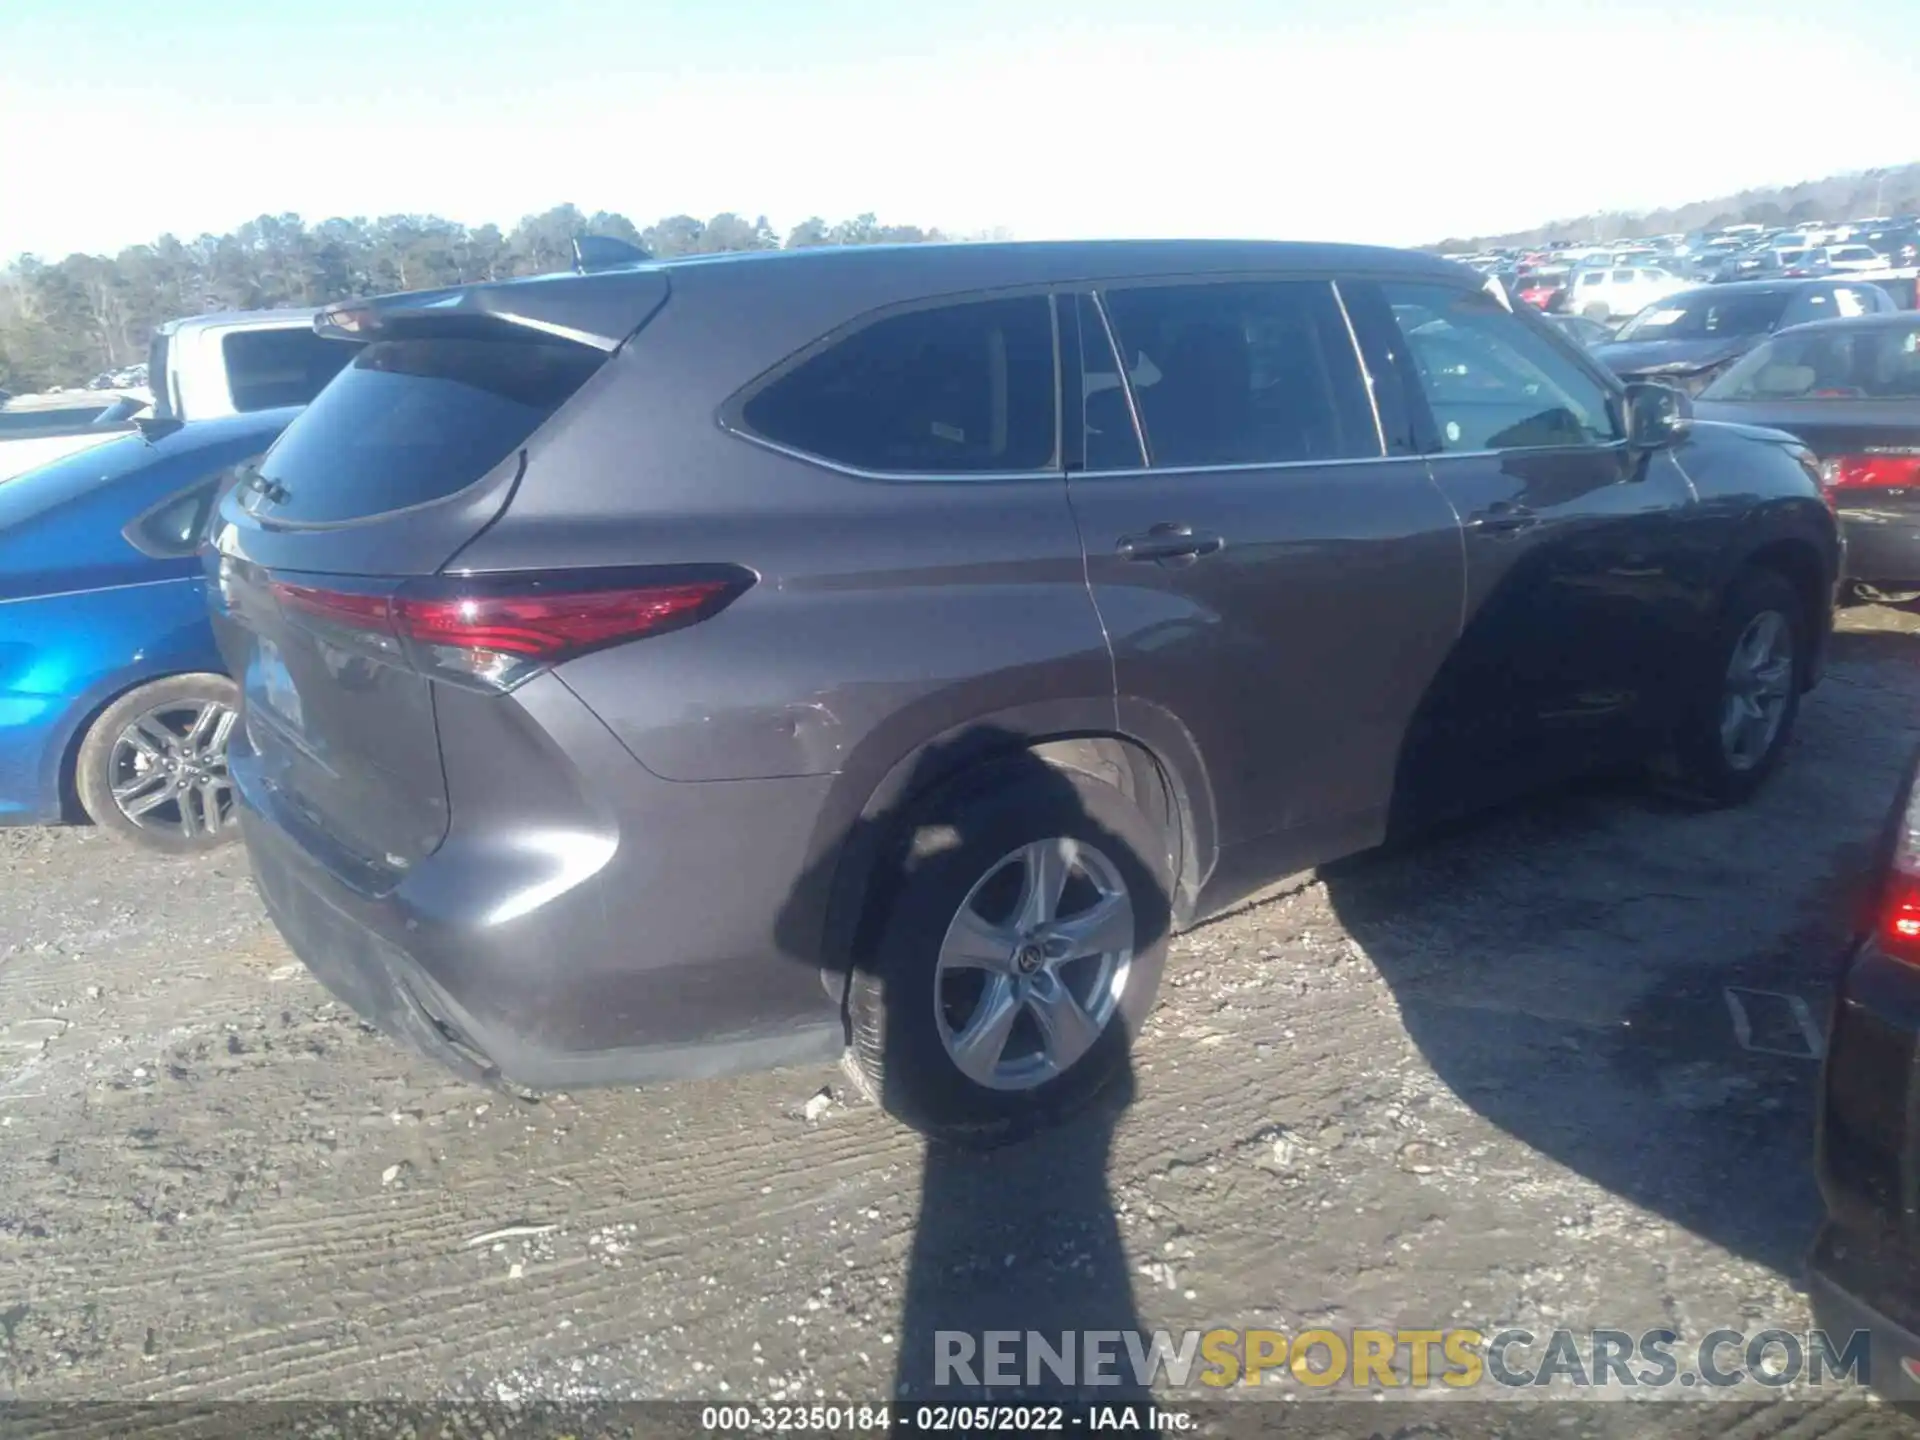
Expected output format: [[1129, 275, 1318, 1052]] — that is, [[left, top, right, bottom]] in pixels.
[[1468, 220, 1918, 336], [1591, 278, 1899, 392], [1457, 216, 1920, 309]]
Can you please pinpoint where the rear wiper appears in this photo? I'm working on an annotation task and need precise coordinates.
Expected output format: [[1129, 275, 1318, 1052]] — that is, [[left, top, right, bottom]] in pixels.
[[239, 467, 290, 506]]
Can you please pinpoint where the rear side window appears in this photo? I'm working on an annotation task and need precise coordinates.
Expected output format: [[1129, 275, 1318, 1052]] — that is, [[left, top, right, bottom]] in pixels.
[[1097, 280, 1379, 468], [248, 337, 605, 523], [739, 296, 1057, 474], [222, 327, 358, 412], [126, 456, 261, 557]]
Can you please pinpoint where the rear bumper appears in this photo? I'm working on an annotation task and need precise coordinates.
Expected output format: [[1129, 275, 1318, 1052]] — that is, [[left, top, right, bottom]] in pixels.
[[1838, 511, 1920, 592], [1808, 1225, 1920, 1399], [234, 727, 847, 1091]]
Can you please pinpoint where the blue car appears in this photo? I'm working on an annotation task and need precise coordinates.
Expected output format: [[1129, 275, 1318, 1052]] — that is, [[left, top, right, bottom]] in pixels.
[[0, 408, 298, 850]]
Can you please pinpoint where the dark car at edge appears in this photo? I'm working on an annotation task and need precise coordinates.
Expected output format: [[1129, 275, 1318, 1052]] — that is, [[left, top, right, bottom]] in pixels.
[[1812, 746, 1920, 1399], [206, 241, 1840, 1137], [1594, 279, 1898, 396], [1695, 312, 1920, 600]]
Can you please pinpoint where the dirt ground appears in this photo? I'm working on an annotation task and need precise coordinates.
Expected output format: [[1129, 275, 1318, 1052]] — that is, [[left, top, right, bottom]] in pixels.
[[7, 608, 1920, 1435]]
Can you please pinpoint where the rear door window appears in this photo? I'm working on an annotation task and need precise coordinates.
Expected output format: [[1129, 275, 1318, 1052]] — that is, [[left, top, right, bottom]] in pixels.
[[738, 295, 1057, 474], [222, 327, 358, 412], [245, 337, 606, 523], [1096, 279, 1379, 467]]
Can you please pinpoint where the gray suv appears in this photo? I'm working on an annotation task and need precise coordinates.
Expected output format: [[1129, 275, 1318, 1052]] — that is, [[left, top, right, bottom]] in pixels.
[[207, 241, 1839, 1138]]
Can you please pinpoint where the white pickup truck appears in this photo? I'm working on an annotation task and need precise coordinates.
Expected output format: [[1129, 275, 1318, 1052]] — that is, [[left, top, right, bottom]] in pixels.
[[0, 307, 354, 482]]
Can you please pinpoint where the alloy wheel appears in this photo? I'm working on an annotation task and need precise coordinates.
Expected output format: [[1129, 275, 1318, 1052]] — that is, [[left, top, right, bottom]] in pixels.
[[1720, 609, 1794, 772], [107, 699, 238, 840], [933, 836, 1134, 1092]]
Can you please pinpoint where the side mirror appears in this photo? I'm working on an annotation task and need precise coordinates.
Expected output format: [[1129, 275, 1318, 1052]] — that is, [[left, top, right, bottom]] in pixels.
[[1624, 380, 1692, 449]]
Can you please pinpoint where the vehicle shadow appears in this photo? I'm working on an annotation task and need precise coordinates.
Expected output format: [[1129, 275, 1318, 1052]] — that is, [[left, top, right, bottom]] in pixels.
[[1316, 624, 1919, 1278], [776, 731, 1158, 1413]]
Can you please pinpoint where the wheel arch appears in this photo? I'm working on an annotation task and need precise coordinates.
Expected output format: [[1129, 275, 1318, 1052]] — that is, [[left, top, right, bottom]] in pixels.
[[53, 665, 232, 822], [809, 697, 1217, 1013], [1736, 535, 1833, 690]]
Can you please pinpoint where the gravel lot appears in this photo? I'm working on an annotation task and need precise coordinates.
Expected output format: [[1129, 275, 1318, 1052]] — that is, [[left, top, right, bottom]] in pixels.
[[7, 608, 1920, 1434]]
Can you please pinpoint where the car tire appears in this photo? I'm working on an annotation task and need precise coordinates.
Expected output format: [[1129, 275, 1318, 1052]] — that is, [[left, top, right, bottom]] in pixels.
[[846, 759, 1173, 1144], [1582, 302, 1611, 320], [1664, 567, 1805, 806], [73, 673, 242, 854]]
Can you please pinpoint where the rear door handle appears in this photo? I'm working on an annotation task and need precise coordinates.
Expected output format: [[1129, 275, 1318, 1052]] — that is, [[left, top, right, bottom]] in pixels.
[[1116, 524, 1225, 563], [1468, 503, 1538, 534]]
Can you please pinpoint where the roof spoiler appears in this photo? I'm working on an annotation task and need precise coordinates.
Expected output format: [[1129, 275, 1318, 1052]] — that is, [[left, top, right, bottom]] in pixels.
[[312, 266, 670, 352]]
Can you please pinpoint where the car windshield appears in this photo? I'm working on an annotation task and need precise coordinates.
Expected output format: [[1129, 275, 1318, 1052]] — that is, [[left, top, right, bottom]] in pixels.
[[1830, 246, 1878, 263], [1613, 291, 1793, 342], [1700, 323, 1920, 401]]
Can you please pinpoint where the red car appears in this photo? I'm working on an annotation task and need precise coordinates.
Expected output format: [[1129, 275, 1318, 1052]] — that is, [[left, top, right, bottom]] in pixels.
[[1515, 271, 1569, 310]]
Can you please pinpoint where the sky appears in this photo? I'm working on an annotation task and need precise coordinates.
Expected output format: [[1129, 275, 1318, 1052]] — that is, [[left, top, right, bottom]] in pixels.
[[4, 0, 1919, 261]]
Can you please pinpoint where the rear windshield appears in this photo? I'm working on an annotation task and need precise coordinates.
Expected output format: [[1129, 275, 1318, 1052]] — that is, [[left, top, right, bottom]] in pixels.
[[1613, 291, 1793, 341], [0, 432, 153, 529], [247, 337, 605, 523], [222, 327, 359, 412], [1701, 323, 1920, 401], [0, 404, 114, 436]]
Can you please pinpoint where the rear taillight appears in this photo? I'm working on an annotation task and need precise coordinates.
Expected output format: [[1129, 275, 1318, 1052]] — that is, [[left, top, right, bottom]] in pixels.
[[1878, 757, 1920, 965], [269, 566, 754, 691], [1818, 453, 1920, 492]]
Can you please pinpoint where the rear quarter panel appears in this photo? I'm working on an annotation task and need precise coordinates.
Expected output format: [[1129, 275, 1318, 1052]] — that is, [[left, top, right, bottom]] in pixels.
[[0, 430, 271, 820], [452, 277, 1121, 798], [449, 279, 1129, 983]]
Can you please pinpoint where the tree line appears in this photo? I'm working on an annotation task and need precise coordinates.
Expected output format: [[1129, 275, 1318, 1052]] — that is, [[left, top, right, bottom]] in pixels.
[[1431, 162, 1920, 252], [0, 204, 969, 392]]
